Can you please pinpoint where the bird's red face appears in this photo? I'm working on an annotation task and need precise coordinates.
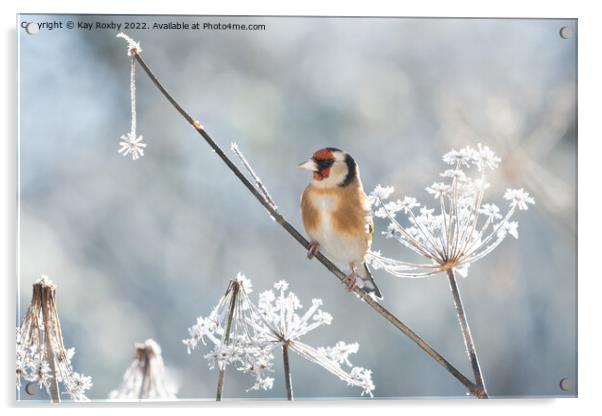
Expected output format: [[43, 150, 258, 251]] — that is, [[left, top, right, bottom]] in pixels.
[[298, 148, 338, 181]]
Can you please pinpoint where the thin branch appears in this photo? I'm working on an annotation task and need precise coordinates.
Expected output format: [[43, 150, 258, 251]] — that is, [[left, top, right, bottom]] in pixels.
[[446, 270, 488, 397], [232, 143, 277, 210], [131, 50, 486, 398], [282, 343, 293, 400]]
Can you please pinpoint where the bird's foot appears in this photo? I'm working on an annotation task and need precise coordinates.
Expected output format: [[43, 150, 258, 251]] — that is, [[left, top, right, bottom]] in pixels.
[[307, 241, 320, 259], [342, 271, 358, 291]]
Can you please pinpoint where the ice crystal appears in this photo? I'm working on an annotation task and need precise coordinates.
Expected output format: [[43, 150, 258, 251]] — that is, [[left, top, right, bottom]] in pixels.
[[116, 32, 142, 56], [183, 274, 375, 397], [367, 144, 534, 279], [117, 33, 146, 160], [317, 341, 359, 367], [118, 132, 146, 160], [16, 275, 92, 402], [109, 339, 177, 400]]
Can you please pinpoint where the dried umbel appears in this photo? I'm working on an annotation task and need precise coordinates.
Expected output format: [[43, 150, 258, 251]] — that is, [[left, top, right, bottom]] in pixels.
[[183, 274, 275, 397], [109, 339, 177, 400], [183, 274, 375, 399], [365, 144, 534, 398], [367, 144, 535, 278], [251, 280, 375, 397], [16, 275, 92, 402]]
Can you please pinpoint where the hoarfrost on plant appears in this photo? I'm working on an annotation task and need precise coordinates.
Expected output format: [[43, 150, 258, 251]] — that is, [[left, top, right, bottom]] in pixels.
[[367, 144, 534, 279], [183, 275, 375, 397]]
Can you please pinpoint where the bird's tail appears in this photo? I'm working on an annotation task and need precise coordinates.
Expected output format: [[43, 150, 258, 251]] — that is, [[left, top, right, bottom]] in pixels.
[[359, 262, 383, 300]]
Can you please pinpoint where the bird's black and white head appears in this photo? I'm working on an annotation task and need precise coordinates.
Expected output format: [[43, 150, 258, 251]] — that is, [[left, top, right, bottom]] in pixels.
[[298, 147, 358, 188]]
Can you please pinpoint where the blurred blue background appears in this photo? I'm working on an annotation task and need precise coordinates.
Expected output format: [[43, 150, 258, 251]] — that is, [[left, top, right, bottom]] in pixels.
[[17, 15, 576, 400]]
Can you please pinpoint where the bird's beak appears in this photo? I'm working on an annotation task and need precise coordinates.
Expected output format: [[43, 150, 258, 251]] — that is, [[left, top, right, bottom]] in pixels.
[[298, 159, 317, 171]]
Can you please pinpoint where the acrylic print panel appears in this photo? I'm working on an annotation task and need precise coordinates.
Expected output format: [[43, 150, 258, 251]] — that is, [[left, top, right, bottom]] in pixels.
[[17, 15, 577, 402]]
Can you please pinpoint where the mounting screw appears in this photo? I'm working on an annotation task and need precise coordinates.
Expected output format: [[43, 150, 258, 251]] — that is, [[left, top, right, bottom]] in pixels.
[[559, 377, 572, 391], [25, 22, 40, 35], [559, 26, 573, 39], [25, 382, 39, 395]]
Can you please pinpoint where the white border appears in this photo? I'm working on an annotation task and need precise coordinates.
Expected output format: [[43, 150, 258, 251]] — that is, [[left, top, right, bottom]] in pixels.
[[2, 1, 598, 415]]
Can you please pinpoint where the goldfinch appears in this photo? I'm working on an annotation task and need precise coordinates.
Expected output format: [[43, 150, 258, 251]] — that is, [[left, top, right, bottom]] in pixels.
[[299, 148, 383, 299]]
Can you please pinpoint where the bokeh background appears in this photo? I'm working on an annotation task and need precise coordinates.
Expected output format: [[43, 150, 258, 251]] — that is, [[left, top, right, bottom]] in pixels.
[[17, 15, 577, 400]]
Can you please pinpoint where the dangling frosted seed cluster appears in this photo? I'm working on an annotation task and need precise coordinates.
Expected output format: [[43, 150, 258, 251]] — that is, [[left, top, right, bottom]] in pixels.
[[116, 32, 146, 160]]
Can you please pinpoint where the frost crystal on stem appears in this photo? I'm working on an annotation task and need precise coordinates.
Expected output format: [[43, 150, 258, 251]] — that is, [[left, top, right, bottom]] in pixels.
[[109, 339, 177, 400], [367, 144, 535, 278], [183, 274, 375, 398], [16, 275, 92, 402], [231, 143, 278, 210], [116, 32, 142, 56], [117, 33, 146, 160]]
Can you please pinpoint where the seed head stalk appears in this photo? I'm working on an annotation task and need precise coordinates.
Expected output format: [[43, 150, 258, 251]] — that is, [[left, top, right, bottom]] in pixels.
[[138, 352, 151, 399], [446, 269, 487, 397], [282, 342, 293, 400], [215, 281, 240, 401]]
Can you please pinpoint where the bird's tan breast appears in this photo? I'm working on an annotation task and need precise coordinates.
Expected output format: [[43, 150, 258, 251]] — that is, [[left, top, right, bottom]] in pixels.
[[301, 179, 371, 244]]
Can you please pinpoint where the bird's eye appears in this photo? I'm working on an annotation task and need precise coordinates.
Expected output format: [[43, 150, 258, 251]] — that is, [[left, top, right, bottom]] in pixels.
[[314, 158, 335, 169]]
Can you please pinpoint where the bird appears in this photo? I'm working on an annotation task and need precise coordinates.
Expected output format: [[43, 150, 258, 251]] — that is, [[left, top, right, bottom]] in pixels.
[[299, 147, 383, 299]]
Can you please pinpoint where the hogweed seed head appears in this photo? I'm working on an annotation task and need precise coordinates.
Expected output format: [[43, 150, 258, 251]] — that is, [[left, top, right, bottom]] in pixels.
[[183, 273, 275, 392], [109, 339, 177, 400], [183, 275, 375, 397], [367, 144, 534, 279], [16, 275, 92, 402]]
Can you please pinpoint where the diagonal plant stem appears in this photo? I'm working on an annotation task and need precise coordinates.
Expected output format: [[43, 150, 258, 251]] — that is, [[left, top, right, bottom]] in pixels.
[[130, 50, 487, 399], [282, 342, 293, 400], [446, 270, 488, 396], [216, 281, 239, 401]]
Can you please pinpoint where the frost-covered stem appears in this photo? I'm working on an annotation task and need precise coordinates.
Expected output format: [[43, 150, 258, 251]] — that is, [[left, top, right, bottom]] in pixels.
[[216, 282, 239, 401], [446, 270, 488, 399], [130, 54, 137, 136], [130, 51, 485, 398], [40, 285, 60, 403], [138, 353, 151, 399], [282, 342, 293, 400], [232, 144, 277, 210]]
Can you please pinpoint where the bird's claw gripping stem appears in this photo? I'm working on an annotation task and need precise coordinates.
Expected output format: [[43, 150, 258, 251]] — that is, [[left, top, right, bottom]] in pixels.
[[342, 272, 358, 291], [307, 241, 320, 259]]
